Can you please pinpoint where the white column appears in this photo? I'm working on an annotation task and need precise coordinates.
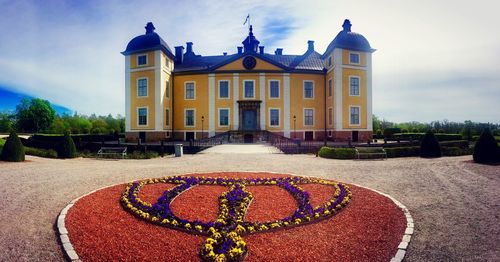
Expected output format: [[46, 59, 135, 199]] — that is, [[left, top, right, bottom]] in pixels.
[[283, 73, 291, 137], [366, 53, 373, 131], [259, 73, 266, 130], [333, 48, 343, 130], [125, 56, 131, 132], [154, 50, 163, 131], [232, 73, 239, 130], [208, 73, 215, 136]]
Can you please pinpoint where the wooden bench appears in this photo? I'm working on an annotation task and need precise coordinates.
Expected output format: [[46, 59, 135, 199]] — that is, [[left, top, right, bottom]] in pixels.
[[355, 147, 387, 159], [97, 147, 127, 159]]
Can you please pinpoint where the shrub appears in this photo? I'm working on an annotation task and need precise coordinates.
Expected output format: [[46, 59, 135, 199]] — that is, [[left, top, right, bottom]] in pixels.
[[58, 132, 77, 158], [383, 128, 401, 138], [473, 128, 500, 164], [25, 147, 58, 158], [318, 147, 356, 159], [385, 147, 420, 158], [439, 140, 469, 149], [420, 130, 442, 158], [127, 150, 159, 159], [0, 131, 25, 162], [441, 147, 472, 157]]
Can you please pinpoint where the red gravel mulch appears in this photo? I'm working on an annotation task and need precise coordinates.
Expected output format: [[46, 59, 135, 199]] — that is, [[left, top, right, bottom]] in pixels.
[[65, 172, 406, 262]]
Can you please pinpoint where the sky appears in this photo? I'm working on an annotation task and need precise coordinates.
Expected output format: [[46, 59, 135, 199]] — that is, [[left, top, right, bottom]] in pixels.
[[0, 0, 499, 123]]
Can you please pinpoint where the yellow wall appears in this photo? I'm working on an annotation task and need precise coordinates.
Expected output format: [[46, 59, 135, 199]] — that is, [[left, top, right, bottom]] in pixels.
[[130, 70, 155, 129], [173, 74, 209, 130], [217, 57, 283, 71], [342, 68, 367, 129], [214, 74, 233, 131], [326, 70, 334, 129], [289, 74, 325, 130], [342, 50, 366, 66], [265, 74, 284, 130], [130, 51, 155, 69]]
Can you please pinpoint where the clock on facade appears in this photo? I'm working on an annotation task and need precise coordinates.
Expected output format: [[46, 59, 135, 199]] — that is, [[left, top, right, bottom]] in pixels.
[[242, 56, 257, 70]]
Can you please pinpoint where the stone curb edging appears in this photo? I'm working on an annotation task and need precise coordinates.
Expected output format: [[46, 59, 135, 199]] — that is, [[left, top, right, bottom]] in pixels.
[[351, 183, 413, 262], [57, 172, 413, 262]]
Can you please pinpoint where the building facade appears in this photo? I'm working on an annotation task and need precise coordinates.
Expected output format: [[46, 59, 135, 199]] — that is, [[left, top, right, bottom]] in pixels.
[[122, 19, 375, 142]]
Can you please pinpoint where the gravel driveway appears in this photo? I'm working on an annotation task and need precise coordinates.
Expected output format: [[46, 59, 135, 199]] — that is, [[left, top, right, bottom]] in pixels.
[[0, 152, 498, 261]]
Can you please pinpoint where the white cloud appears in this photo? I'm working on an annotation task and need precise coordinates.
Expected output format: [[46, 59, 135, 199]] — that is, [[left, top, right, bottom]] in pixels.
[[0, 0, 499, 122]]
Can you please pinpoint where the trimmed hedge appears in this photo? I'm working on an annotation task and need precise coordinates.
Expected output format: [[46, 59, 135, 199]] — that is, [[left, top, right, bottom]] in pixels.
[[318, 147, 356, 159], [1, 132, 25, 162], [127, 150, 159, 159], [385, 147, 420, 158], [392, 133, 463, 142], [473, 128, 500, 164], [420, 131, 442, 158], [441, 147, 472, 157], [25, 147, 58, 158]]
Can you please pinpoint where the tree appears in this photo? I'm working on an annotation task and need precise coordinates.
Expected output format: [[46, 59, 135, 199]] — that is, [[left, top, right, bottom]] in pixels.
[[16, 98, 56, 133], [473, 128, 500, 164], [372, 114, 381, 134], [420, 130, 442, 158], [0, 131, 25, 162], [0, 112, 14, 132]]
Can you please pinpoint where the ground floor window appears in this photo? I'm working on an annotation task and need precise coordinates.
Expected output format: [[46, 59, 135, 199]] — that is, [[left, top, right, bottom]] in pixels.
[[185, 109, 195, 127], [219, 108, 229, 126], [270, 109, 280, 126], [165, 109, 170, 126], [328, 108, 333, 126], [304, 108, 314, 126], [350, 106, 360, 125], [138, 107, 147, 126]]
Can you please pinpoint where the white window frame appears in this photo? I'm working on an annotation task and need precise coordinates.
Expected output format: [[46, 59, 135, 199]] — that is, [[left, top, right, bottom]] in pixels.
[[165, 80, 170, 99], [268, 79, 280, 99], [218, 108, 230, 127], [349, 76, 361, 96], [349, 52, 361, 65], [137, 107, 148, 126], [328, 78, 333, 97], [303, 108, 315, 126], [184, 108, 196, 127], [268, 108, 280, 127], [243, 80, 255, 99], [137, 53, 148, 66], [137, 77, 148, 97], [328, 107, 333, 126], [218, 80, 230, 99], [303, 80, 314, 99], [185, 81, 196, 100], [349, 106, 361, 126], [165, 108, 170, 127]]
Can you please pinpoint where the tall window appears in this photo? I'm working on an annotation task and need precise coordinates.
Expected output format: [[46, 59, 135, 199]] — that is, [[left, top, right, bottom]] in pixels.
[[328, 79, 332, 97], [185, 109, 195, 127], [350, 107, 360, 125], [304, 81, 314, 98], [244, 81, 254, 98], [270, 109, 280, 126], [137, 54, 147, 66], [137, 78, 147, 97], [350, 77, 360, 96], [165, 109, 170, 126], [328, 56, 332, 67], [138, 108, 147, 126], [349, 53, 360, 64], [304, 109, 314, 126], [185, 82, 195, 99], [269, 80, 279, 98], [165, 80, 169, 98], [328, 108, 333, 126], [219, 109, 229, 126], [219, 81, 229, 99]]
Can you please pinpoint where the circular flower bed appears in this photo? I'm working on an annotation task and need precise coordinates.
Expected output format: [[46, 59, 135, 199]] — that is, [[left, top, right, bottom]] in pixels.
[[65, 172, 406, 261]]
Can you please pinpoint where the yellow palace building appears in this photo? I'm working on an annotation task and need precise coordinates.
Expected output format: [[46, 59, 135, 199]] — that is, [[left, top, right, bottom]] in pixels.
[[122, 19, 375, 142]]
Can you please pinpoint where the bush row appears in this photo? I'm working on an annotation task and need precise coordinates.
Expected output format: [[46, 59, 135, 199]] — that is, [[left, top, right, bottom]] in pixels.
[[318, 145, 472, 159], [318, 147, 356, 159], [390, 133, 463, 141]]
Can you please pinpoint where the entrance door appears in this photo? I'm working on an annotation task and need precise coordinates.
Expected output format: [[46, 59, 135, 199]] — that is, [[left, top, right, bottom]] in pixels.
[[243, 110, 257, 130], [352, 131, 359, 142], [139, 132, 146, 143], [305, 131, 314, 141]]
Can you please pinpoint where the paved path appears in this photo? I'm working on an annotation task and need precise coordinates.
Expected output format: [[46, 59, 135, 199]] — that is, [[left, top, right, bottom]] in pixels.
[[199, 143, 282, 154], [0, 154, 498, 261]]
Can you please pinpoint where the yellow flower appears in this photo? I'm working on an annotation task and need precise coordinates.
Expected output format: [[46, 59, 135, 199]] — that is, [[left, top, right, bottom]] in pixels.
[[195, 225, 203, 231], [184, 223, 191, 229], [204, 244, 213, 251], [215, 254, 226, 262]]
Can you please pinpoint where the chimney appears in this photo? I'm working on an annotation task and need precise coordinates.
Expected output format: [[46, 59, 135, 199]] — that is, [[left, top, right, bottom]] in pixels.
[[259, 46, 264, 55], [186, 42, 194, 54], [237, 46, 243, 54], [307, 40, 314, 52], [174, 46, 184, 63], [275, 48, 283, 55]]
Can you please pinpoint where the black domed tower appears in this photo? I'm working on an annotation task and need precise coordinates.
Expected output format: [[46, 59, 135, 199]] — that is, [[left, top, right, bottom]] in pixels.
[[242, 26, 260, 53]]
